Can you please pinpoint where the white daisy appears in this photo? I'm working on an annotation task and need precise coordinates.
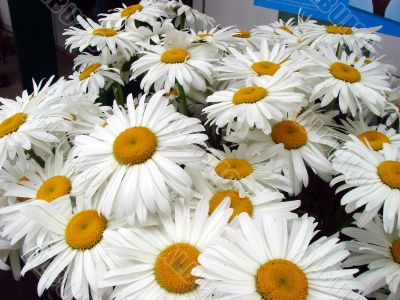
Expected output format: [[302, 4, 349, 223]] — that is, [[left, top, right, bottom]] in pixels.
[[100, 198, 232, 299], [0, 150, 76, 254], [0, 150, 34, 205], [200, 144, 292, 195], [331, 138, 400, 232], [124, 19, 174, 46], [253, 19, 313, 51], [174, 0, 215, 30], [99, 0, 167, 29], [203, 70, 306, 137], [339, 117, 400, 151], [342, 214, 400, 296], [71, 92, 207, 222], [228, 104, 339, 195], [64, 16, 141, 60], [63, 94, 111, 137], [193, 213, 364, 299], [20, 197, 123, 300], [72, 51, 111, 71], [302, 47, 391, 116], [252, 18, 298, 40], [215, 39, 306, 82], [301, 23, 381, 55], [130, 30, 216, 93], [190, 26, 239, 52], [0, 82, 71, 170], [186, 166, 300, 222], [66, 63, 124, 95]]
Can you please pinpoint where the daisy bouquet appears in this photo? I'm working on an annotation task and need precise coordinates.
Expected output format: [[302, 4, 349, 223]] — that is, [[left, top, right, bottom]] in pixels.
[[0, 1, 400, 299]]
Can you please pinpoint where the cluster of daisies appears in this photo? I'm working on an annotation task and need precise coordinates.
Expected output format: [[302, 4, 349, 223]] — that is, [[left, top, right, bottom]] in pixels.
[[1, 0, 400, 299]]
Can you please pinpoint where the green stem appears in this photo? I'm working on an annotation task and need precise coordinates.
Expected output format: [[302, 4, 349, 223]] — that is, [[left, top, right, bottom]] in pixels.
[[177, 83, 190, 116], [179, 13, 186, 30], [113, 83, 125, 107], [26, 149, 45, 168], [98, 88, 106, 105]]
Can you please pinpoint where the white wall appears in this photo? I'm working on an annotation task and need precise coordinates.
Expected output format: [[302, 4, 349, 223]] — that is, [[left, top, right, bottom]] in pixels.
[[194, 0, 400, 76], [0, 0, 12, 30]]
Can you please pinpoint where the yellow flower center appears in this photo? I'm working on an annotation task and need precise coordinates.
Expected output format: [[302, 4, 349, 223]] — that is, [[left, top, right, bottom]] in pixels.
[[79, 63, 102, 81], [357, 131, 390, 151], [197, 33, 213, 38], [161, 48, 190, 64], [120, 4, 143, 17], [209, 190, 253, 222], [233, 86, 268, 105], [330, 62, 361, 83], [17, 176, 30, 202], [256, 259, 308, 300], [113, 126, 157, 165], [92, 28, 118, 37], [378, 161, 400, 189], [392, 240, 400, 263], [36, 176, 71, 202], [65, 210, 107, 250], [233, 29, 250, 38], [252, 61, 281, 76], [215, 158, 253, 180], [271, 120, 308, 149], [154, 243, 200, 294], [277, 26, 293, 34], [0, 113, 27, 138], [326, 25, 353, 35], [165, 89, 179, 97]]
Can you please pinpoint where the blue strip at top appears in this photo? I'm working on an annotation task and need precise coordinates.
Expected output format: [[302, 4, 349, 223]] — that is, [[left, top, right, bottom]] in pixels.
[[254, 0, 400, 37]]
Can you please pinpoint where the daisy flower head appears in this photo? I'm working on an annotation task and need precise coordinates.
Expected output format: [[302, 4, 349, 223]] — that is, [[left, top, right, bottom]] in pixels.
[[174, 0, 215, 30], [0, 83, 71, 170], [64, 16, 141, 60], [0, 150, 34, 205], [101, 198, 232, 299], [187, 166, 300, 222], [229, 104, 339, 195], [71, 91, 207, 223], [215, 39, 306, 82], [203, 70, 306, 137], [63, 94, 111, 137], [20, 195, 124, 300], [303, 47, 391, 116], [66, 63, 123, 96], [342, 214, 400, 297], [191, 26, 239, 52], [301, 22, 381, 55], [193, 213, 364, 299], [124, 19, 174, 45], [0, 150, 77, 254], [72, 51, 115, 72], [99, 0, 167, 29], [331, 137, 400, 232], [339, 117, 400, 151], [130, 29, 216, 93], [252, 18, 298, 40], [253, 19, 313, 51], [201, 144, 292, 195]]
